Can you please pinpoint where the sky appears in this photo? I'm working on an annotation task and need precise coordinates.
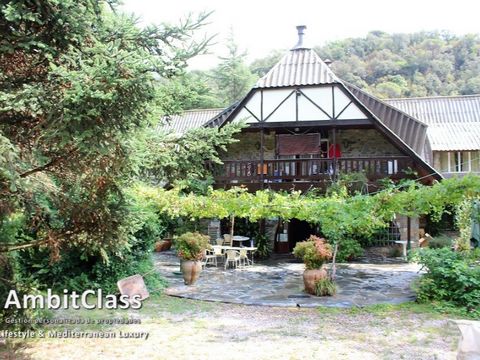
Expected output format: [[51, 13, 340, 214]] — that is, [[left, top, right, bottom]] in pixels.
[[120, 0, 480, 70]]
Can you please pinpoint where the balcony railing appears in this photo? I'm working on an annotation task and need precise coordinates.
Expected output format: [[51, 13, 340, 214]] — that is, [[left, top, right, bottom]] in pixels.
[[210, 156, 414, 185]]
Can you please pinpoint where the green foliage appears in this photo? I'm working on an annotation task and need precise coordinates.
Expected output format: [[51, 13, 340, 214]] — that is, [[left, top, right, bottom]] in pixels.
[[411, 248, 480, 316], [455, 198, 478, 251], [141, 175, 480, 251], [174, 232, 210, 261], [0, 0, 215, 315], [314, 278, 337, 297], [15, 187, 168, 293], [157, 71, 223, 111], [336, 239, 364, 262], [316, 31, 480, 97], [246, 31, 480, 98], [293, 236, 333, 270], [0, 0, 211, 255], [211, 31, 257, 106], [0, 254, 47, 330], [135, 122, 244, 186], [254, 233, 270, 259], [428, 235, 454, 249], [326, 172, 369, 197]]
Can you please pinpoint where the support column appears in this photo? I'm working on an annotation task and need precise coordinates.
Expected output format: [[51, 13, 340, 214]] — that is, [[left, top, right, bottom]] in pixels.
[[332, 127, 337, 180], [260, 128, 265, 189]]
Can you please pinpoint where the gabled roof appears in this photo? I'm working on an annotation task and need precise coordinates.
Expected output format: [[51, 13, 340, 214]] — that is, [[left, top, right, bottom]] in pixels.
[[255, 48, 338, 88], [204, 101, 240, 128], [345, 84, 428, 155], [159, 108, 223, 135], [386, 95, 480, 151]]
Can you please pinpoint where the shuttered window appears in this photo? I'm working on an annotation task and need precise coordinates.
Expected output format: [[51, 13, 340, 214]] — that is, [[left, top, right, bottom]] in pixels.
[[277, 134, 321, 156]]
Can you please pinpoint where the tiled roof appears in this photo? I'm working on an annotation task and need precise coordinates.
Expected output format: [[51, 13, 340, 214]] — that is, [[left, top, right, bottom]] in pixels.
[[255, 49, 338, 88], [386, 95, 480, 151], [345, 84, 428, 155], [159, 109, 223, 134]]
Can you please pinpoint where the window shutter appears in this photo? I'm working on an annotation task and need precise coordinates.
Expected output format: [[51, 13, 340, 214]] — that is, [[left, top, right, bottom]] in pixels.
[[277, 134, 320, 156]]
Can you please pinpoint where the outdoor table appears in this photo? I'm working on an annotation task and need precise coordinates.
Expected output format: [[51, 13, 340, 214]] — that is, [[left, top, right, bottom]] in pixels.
[[212, 245, 258, 265], [232, 235, 250, 247], [394, 240, 408, 259]]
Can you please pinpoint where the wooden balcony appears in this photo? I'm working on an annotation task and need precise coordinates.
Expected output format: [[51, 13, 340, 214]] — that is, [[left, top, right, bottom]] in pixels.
[[209, 156, 414, 192]]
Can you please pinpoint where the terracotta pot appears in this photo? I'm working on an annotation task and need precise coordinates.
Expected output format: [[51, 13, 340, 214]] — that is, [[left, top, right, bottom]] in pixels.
[[154, 239, 172, 252], [180, 260, 203, 285], [303, 268, 328, 295]]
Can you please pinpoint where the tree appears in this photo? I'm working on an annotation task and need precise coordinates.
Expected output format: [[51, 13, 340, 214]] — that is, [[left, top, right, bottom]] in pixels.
[[157, 71, 223, 111], [212, 31, 257, 106], [0, 0, 211, 256], [134, 122, 244, 187]]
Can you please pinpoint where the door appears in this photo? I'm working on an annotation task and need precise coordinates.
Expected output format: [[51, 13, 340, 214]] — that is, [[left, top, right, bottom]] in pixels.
[[288, 219, 316, 252]]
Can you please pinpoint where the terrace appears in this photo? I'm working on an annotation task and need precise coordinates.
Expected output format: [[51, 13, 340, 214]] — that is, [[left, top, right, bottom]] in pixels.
[[210, 156, 414, 191]]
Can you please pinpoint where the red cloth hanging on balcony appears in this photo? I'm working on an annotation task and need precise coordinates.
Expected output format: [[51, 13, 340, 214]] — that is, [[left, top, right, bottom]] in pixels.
[[328, 144, 342, 158]]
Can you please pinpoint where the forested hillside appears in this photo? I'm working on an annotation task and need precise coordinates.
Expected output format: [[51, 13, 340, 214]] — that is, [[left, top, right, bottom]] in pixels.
[[189, 31, 480, 109], [315, 31, 480, 98]]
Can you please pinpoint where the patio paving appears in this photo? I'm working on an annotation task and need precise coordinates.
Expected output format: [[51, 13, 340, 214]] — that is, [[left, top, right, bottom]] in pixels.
[[153, 251, 422, 308]]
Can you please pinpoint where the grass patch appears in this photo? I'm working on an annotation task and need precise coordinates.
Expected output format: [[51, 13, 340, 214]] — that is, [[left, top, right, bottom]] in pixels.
[[316, 301, 478, 319]]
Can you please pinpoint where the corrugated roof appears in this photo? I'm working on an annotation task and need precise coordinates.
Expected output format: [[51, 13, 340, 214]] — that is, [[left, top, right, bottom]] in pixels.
[[255, 49, 338, 88], [386, 95, 480, 151], [345, 83, 428, 155], [204, 102, 240, 128], [159, 109, 223, 134]]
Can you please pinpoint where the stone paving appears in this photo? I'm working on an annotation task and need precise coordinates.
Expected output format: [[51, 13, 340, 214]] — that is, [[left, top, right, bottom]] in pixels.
[[153, 251, 423, 308]]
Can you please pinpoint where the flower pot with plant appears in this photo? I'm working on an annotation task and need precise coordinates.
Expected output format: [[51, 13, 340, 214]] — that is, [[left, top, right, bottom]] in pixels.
[[174, 232, 211, 285], [293, 235, 333, 295]]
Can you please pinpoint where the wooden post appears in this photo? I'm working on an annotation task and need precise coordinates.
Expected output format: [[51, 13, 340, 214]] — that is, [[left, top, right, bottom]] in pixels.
[[229, 214, 235, 243], [331, 243, 338, 281], [260, 128, 265, 189], [332, 127, 337, 181], [407, 216, 411, 251]]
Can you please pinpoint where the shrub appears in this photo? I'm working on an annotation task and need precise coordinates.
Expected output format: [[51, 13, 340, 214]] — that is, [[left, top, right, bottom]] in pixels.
[[428, 234, 453, 249], [314, 278, 337, 296], [412, 248, 480, 315], [174, 232, 210, 261], [336, 239, 364, 262], [15, 187, 168, 294], [254, 233, 270, 259], [293, 235, 332, 270]]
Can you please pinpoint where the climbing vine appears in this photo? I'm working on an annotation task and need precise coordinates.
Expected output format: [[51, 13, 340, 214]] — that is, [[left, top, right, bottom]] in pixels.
[[137, 175, 480, 244]]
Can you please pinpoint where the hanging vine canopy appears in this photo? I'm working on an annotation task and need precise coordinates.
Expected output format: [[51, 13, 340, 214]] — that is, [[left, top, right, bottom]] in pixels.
[[137, 175, 480, 242]]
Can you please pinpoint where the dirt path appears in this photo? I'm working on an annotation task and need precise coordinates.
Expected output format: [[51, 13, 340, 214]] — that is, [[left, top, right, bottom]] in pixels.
[[6, 295, 459, 360]]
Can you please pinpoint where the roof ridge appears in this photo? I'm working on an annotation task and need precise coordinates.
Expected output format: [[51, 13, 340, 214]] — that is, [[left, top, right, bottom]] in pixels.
[[344, 82, 428, 127], [177, 108, 224, 112], [255, 48, 338, 88], [387, 94, 480, 101]]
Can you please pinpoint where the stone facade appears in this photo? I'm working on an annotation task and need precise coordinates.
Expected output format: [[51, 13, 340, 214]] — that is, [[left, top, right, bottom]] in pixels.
[[333, 129, 402, 157], [223, 128, 402, 161], [223, 132, 276, 160], [395, 215, 420, 248]]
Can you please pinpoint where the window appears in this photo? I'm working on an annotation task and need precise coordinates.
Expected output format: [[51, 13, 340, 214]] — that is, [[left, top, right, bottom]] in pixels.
[[445, 151, 473, 173]]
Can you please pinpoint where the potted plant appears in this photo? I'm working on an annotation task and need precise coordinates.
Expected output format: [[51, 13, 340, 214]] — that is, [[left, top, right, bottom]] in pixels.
[[293, 235, 333, 295], [174, 232, 211, 285]]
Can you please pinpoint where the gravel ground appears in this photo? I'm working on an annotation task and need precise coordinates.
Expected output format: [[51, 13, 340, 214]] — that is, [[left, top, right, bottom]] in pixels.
[[3, 295, 461, 360]]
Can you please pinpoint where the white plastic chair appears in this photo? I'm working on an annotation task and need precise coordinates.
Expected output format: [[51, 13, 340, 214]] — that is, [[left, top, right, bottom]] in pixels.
[[213, 246, 224, 264], [216, 238, 224, 246], [224, 250, 240, 269], [203, 249, 217, 268], [239, 249, 252, 267], [223, 234, 233, 247]]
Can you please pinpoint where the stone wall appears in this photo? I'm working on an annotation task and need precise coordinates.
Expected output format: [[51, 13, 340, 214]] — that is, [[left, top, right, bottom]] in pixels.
[[223, 129, 402, 161], [265, 219, 279, 253], [395, 215, 419, 248], [333, 129, 402, 157], [223, 132, 276, 160]]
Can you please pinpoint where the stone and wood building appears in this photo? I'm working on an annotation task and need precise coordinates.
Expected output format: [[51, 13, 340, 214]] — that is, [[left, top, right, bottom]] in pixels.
[[162, 26, 480, 252]]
